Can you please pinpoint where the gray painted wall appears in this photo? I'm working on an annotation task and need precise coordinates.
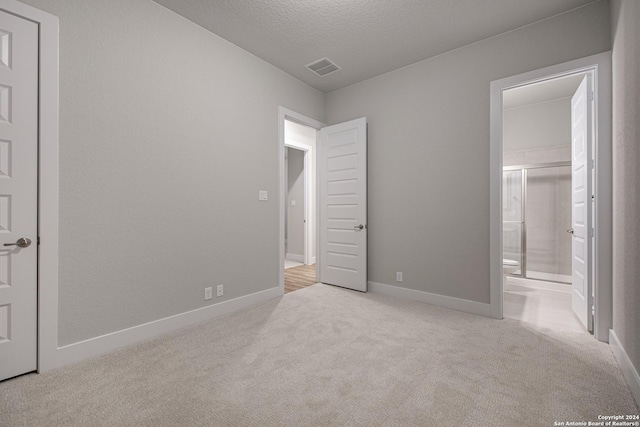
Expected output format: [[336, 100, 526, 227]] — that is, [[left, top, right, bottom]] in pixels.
[[611, 0, 640, 388], [325, 1, 610, 303], [286, 148, 305, 257], [503, 98, 571, 152], [19, 0, 325, 345]]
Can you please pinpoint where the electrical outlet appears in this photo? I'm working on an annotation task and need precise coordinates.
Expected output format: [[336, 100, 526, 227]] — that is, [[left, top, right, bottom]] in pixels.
[[396, 272, 403, 282], [204, 287, 213, 300], [259, 190, 268, 201], [217, 284, 224, 297]]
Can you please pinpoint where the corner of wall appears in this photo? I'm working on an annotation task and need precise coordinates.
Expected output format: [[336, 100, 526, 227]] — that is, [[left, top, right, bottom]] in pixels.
[[368, 281, 491, 317]]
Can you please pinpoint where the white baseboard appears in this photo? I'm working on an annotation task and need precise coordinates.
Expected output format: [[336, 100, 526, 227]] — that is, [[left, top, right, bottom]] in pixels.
[[286, 253, 304, 263], [610, 329, 640, 407], [51, 286, 282, 371], [368, 281, 491, 317], [309, 256, 316, 265]]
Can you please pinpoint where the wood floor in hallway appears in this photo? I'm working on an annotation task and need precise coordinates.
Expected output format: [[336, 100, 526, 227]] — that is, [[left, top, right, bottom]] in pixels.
[[284, 264, 317, 294]]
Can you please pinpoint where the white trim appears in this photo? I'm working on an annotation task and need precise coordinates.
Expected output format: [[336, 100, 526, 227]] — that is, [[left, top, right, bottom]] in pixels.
[[284, 140, 313, 266], [368, 281, 491, 317], [278, 107, 324, 293], [0, 0, 60, 373], [310, 256, 316, 264], [286, 139, 312, 152], [489, 52, 612, 343], [54, 287, 281, 368], [609, 329, 640, 407], [285, 253, 305, 263]]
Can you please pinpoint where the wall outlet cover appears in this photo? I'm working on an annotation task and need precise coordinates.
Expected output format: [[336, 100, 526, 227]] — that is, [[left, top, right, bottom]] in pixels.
[[204, 287, 213, 300], [217, 284, 224, 297]]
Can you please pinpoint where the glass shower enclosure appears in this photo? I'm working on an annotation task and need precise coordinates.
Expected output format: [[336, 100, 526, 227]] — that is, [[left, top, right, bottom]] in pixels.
[[503, 162, 572, 284]]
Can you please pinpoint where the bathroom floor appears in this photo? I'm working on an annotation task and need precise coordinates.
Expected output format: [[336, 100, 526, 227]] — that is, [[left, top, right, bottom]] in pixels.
[[503, 276, 587, 334]]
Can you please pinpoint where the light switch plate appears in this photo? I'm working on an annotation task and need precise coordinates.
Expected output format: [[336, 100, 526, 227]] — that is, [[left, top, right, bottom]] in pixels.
[[259, 190, 268, 201]]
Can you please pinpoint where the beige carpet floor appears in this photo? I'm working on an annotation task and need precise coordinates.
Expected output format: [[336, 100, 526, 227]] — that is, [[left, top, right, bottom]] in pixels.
[[1, 284, 638, 426]]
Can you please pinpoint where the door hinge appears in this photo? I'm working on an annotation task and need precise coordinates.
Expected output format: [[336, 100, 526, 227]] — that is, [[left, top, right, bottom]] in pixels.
[[588, 91, 594, 102], [590, 159, 595, 169], [589, 228, 595, 238], [37, 236, 40, 245]]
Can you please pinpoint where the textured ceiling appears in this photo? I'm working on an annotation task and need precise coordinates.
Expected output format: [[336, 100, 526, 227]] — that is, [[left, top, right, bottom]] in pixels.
[[153, 0, 597, 93]]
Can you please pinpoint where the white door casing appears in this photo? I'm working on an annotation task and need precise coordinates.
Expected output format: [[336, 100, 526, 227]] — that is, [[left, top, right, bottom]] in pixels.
[[0, 10, 38, 380], [570, 75, 593, 332], [319, 118, 367, 292]]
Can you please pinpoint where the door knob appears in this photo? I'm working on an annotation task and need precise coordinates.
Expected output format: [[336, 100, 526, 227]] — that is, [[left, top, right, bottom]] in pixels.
[[354, 224, 364, 232], [4, 237, 32, 248], [566, 228, 574, 235]]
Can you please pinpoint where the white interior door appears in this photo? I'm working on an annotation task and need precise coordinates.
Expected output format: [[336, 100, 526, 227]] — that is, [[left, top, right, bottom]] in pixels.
[[0, 11, 38, 380], [319, 118, 367, 292], [570, 75, 593, 331]]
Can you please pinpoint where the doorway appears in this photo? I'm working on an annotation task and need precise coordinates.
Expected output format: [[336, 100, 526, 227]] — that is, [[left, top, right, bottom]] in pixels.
[[284, 120, 317, 294], [278, 107, 369, 295], [501, 72, 587, 333], [490, 52, 612, 342]]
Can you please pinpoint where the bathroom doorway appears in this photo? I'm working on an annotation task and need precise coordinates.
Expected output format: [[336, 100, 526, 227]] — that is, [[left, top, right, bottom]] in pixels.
[[490, 52, 612, 342], [501, 72, 591, 334]]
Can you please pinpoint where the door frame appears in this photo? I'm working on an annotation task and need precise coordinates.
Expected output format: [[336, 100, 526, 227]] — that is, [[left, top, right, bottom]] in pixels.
[[0, 0, 59, 371], [278, 107, 324, 292], [284, 142, 313, 266], [489, 51, 612, 342]]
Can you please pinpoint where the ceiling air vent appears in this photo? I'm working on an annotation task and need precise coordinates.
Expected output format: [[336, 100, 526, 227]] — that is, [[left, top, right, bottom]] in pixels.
[[306, 58, 340, 77]]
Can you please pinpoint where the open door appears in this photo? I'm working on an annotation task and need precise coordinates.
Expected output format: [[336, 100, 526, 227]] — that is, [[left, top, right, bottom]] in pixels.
[[318, 118, 367, 292], [0, 10, 39, 381], [570, 75, 593, 331]]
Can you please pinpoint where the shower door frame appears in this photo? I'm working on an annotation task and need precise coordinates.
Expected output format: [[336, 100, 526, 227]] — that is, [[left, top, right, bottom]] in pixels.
[[503, 161, 572, 284]]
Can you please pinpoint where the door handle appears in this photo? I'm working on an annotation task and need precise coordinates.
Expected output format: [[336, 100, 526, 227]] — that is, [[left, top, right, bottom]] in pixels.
[[566, 228, 574, 235], [3, 237, 32, 248], [354, 224, 364, 232]]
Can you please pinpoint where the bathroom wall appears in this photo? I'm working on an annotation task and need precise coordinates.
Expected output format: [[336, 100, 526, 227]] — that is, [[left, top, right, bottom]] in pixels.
[[503, 97, 572, 153], [503, 97, 572, 166]]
